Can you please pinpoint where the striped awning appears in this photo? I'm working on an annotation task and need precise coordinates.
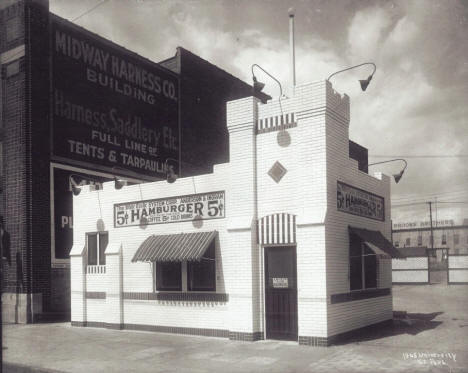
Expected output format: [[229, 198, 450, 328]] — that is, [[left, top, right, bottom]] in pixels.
[[258, 213, 296, 245], [132, 231, 217, 262]]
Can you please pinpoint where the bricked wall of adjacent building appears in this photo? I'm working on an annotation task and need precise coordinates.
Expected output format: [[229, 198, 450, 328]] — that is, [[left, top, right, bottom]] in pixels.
[[28, 0, 52, 309], [160, 47, 269, 177], [1, 1, 28, 295], [1, 0, 52, 321]]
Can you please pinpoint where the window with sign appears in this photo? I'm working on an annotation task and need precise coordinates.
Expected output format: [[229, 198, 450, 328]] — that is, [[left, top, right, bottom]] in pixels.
[[87, 232, 108, 265], [349, 233, 378, 291]]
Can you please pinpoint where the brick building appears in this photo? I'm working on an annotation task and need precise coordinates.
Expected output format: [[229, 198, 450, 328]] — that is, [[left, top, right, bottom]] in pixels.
[[70, 81, 401, 345], [0, 0, 268, 322], [392, 219, 468, 255]]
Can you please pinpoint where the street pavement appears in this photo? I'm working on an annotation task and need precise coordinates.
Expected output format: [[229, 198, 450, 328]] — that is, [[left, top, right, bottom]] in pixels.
[[3, 284, 468, 373]]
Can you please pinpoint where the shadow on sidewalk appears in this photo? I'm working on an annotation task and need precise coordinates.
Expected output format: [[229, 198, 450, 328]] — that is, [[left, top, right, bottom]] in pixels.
[[333, 311, 444, 345]]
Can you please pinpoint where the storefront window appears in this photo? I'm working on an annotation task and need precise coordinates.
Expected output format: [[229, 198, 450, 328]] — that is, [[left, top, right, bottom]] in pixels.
[[418, 234, 422, 246], [188, 242, 216, 291], [454, 234, 459, 245], [156, 262, 182, 291], [405, 237, 411, 246], [442, 233, 447, 245], [349, 234, 377, 291], [394, 241, 399, 248], [87, 232, 108, 265]]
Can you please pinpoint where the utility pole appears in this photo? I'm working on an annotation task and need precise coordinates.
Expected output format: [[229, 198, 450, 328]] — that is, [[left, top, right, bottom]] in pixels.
[[428, 201, 434, 250], [288, 8, 296, 88]]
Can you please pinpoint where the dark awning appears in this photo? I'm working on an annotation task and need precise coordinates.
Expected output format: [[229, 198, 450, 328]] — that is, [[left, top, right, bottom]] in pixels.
[[132, 231, 217, 262], [349, 226, 405, 258]]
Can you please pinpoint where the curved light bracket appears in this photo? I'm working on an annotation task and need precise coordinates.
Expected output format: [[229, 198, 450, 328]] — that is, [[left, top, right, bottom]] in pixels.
[[251, 64, 283, 98], [368, 158, 408, 183], [69, 175, 82, 196], [251, 64, 288, 147], [327, 62, 377, 91], [165, 158, 178, 183]]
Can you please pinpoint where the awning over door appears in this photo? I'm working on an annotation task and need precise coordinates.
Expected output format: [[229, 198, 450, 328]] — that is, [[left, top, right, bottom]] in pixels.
[[349, 226, 404, 258], [132, 231, 217, 262]]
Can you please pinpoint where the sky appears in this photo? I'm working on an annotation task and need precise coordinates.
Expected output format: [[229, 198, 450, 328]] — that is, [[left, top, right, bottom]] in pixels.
[[49, 0, 468, 224]]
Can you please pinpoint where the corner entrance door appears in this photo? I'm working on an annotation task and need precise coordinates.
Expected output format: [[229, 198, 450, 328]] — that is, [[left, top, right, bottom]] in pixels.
[[264, 246, 298, 340]]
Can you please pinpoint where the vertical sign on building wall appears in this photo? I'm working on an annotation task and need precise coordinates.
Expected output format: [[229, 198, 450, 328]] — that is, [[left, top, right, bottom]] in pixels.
[[50, 17, 180, 179]]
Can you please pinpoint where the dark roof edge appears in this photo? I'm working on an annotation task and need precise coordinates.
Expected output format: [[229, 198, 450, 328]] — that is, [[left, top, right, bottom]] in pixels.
[[174, 46, 271, 101]]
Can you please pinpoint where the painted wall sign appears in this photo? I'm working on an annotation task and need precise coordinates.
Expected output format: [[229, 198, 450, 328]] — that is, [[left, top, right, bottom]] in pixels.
[[114, 191, 225, 227], [51, 18, 180, 178], [393, 220, 455, 230], [337, 181, 384, 221]]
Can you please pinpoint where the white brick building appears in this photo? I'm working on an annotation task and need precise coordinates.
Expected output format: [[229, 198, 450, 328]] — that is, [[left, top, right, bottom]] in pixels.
[[70, 80, 401, 346]]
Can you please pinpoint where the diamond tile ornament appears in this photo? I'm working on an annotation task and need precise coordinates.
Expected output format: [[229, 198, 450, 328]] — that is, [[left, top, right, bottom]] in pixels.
[[268, 161, 287, 183]]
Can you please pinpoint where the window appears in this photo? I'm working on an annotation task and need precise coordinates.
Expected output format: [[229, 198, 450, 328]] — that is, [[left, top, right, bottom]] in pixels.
[[155, 241, 216, 292], [188, 242, 216, 291], [349, 234, 377, 291], [454, 249, 460, 255], [156, 262, 182, 291], [87, 232, 108, 265], [405, 237, 411, 247], [394, 241, 399, 248], [442, 233, 447, 245], [418, 234, 422, 246], [454, 234, 459, 245]]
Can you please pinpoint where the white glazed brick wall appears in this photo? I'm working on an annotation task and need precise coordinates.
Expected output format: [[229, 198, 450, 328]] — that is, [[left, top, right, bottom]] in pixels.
[[323, 81, 393, 337], [71, 166, 232, 330], [70, 255, 86, 323], [86, 299, 107, 322], [327, 296, 393, 337], [124, 302, 228, 329], [296, 225, 327, 337], [255, 82, 334, 338], [226, 96, 263, 333]]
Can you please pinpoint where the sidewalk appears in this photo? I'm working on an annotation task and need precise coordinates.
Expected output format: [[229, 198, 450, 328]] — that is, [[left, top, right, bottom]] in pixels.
[[3, 285, 468, 373]]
